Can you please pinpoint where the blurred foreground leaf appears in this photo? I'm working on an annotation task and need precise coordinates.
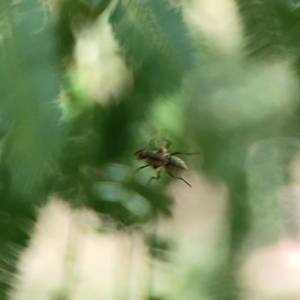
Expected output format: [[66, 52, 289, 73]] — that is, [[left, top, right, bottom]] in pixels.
[[0, 0, 62, 200], [110, 0, 195, 94]]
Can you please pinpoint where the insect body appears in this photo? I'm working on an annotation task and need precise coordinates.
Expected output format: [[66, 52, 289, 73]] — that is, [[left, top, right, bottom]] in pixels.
[[135, 148, 168, 168], [134, 140, 199, 187], [165, 155, 188, 173]]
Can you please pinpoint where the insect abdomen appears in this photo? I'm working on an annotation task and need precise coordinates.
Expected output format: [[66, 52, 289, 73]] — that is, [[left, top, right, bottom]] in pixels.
[[166, 156, 187, 173]]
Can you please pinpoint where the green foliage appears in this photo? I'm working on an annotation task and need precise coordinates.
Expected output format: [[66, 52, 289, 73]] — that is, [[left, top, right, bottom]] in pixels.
[[0, 0, 62, 200], [145, 233, 174, 261], [246, 137, 300, 243], [110, 0, 195, 94], [235, 0, 300, 58], [0, 0, 62, 297], [2, 0, 300, 299]]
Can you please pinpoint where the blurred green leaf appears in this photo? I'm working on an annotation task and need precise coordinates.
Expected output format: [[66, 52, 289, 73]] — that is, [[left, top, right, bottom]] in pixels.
[[0, 0, 62, 199], [110, 0, 195, 94], [246, 137, 300, 243], [235, 0, 300, 58], [145, 233, 174, 262]]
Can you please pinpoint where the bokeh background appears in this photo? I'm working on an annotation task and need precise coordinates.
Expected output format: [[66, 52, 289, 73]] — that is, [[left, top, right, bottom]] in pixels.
[[2, 0, 300, 299]]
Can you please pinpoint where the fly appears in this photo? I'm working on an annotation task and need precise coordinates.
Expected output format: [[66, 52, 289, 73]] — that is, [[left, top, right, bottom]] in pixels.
[[134, 139, 199, 187]]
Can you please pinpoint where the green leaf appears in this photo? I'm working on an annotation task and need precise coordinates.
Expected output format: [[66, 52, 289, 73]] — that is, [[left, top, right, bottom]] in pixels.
[[0, 0, 62, 199], [110, 0, 195, 94], [235, 0, 300, 58], [246, 137, 300, 243]]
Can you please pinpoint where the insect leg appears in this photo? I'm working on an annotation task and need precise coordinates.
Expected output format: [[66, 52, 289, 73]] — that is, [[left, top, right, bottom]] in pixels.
[[166, 170, 192, 188], [147, 168, 161, 186], [170, 152, 200, 156], [134, 165, 150, 173]]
